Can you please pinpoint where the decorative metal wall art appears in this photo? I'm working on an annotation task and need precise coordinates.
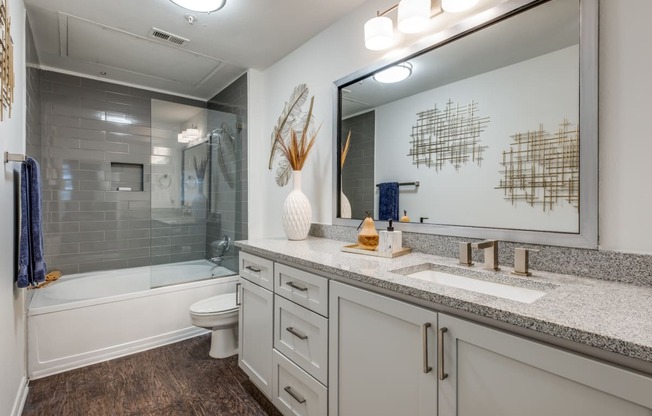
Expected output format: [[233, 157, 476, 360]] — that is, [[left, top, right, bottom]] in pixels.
[[408, 100, 490, 172], [496, 120, 579, 211], [0, 0, 14, 120]]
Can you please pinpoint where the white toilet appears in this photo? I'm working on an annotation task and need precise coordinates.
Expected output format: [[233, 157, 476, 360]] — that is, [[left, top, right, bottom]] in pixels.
[[189, 293, 239, 359]]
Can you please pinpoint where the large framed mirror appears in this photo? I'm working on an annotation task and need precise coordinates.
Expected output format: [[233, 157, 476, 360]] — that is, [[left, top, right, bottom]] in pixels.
[[334, 0, 597, 248]]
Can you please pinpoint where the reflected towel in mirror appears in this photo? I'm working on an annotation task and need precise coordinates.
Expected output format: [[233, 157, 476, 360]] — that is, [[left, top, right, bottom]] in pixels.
[[378, 182, 399, 221]]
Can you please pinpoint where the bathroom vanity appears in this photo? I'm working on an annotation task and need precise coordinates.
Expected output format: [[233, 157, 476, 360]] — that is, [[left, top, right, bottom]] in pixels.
[[236, 237, 652, 416]]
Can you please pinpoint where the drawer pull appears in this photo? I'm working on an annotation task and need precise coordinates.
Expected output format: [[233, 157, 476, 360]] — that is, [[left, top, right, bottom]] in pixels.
[[422, 323, 432, 374], [286, 327, 309, 340], [235, 283, 241, 306], [245, 265, 261, 273], [438, 327, 448, 381], [286, 281, 308, 291], [284, 386, 306, 404]]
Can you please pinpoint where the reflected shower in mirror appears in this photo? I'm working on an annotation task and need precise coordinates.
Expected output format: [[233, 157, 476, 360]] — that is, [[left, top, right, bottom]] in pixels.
[[337, 0, 598, 247]]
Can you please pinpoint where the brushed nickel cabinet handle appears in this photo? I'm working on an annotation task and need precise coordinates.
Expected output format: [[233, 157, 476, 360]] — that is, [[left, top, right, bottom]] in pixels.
[[245, 265, 261, 273], [235, 283, 241, 306], [286, 327, 309, 340], [438, 327, 448, 380], [286, 281, 308, 291], [422, 323, 432, 374], [284, 386, 306, 404]]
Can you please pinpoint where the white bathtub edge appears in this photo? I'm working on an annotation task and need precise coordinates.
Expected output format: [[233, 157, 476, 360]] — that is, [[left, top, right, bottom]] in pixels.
[[11, 376, 28, 416], [29, 275, 239, 316], [29, 327, 209, 380]]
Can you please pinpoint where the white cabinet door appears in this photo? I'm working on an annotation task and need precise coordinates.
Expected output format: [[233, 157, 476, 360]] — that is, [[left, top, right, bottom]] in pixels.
[[438, 314, 652, 416], [329, 281, 438, 416], [239, 277, 274, 398]]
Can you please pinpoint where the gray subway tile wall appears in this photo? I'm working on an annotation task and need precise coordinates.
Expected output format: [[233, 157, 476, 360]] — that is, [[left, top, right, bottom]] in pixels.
[[26, 17, 41, 163], [342, 111, 375, 219], [39, 70, 205, 275]]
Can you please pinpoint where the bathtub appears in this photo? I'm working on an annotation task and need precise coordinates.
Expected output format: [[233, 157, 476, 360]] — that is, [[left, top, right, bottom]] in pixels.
[[28, 260, 238, 379]]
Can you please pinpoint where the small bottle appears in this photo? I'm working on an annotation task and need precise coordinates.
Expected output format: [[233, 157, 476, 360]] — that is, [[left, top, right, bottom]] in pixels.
[[379, 220, 403, 255]]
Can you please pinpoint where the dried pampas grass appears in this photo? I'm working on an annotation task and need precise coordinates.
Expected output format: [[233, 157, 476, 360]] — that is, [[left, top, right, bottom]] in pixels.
[[273, 96, 322, 171]]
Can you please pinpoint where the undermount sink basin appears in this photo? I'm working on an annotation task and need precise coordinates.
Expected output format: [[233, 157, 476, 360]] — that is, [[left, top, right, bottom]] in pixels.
[[394, 265, 549, 304]]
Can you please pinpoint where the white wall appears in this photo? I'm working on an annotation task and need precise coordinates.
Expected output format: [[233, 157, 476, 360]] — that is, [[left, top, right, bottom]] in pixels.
[[257, 0, 409, 238], [374, 46, 579, 232], [0, 1, 28, 415], [254, 0, 652, 255]]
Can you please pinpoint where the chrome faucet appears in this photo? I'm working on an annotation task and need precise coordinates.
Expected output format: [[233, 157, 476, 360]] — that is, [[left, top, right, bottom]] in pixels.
[[210, 235, 231, 266], [472, 240, 500, 271]]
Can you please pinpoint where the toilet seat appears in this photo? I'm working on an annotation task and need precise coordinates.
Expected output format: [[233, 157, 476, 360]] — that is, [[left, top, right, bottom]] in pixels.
[[190, 294, 238, 315]]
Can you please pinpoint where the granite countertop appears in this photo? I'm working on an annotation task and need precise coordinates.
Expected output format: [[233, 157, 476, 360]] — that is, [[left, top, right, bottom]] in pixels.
[[236, 237, 652, 366]]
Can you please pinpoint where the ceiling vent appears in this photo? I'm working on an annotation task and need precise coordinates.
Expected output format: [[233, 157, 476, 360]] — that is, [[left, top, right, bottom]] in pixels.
[[150, 28, 189, 46]]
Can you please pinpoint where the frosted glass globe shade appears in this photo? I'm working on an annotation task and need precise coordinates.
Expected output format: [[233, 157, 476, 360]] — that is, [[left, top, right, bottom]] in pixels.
[[441, 0, 479, 13], [364, 16, 394, 50], [398, 0, 431, 34], [169, 0, 226, 13]]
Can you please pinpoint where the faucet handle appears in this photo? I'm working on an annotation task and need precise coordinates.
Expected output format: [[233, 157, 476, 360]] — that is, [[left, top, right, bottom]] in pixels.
[[512, 248, 539, 276], [458, 242, 473, 266]]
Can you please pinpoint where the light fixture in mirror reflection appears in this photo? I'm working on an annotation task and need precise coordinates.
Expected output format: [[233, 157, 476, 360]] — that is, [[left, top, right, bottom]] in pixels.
[[338, 0, 595, 240], [373, 62, 413, 84]]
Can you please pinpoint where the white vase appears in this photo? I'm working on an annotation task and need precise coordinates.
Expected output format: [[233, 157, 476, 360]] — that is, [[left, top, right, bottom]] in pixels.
[[282, 171, 312, 240], [340, 191, 352, 219]]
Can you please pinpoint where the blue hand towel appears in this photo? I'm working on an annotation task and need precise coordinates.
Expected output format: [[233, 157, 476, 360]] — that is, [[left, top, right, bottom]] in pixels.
[[378, 182, 399, 221], [17, 157, 46, 288]]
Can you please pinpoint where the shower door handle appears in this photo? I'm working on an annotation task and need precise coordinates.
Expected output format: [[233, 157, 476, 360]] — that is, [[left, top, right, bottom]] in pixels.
[[235, 283, 241, 306]]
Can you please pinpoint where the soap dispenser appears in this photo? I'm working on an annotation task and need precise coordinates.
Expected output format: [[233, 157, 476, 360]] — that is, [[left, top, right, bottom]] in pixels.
[[379, 220, 403, 255]]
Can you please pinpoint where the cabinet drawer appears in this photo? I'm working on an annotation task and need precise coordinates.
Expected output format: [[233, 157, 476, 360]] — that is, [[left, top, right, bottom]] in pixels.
[[272, 349, 327, 416], [274, 295, 328, 385], [275, 263, 328, 317], [240, 252, 274, 291]]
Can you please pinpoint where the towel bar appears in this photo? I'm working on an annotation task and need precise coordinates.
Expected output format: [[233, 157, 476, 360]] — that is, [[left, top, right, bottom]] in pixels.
[[375, 181, 420, 187], [4, 152, 26, 163]]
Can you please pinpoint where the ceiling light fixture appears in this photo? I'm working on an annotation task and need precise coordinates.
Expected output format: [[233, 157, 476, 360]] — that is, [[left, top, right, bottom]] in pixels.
[[169, 0, 226, 14], [373, 62, 413, 83], [364, 0, 479, 50]]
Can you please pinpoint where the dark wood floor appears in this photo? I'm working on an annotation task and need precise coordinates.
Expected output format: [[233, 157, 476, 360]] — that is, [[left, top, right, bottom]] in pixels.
[[23, 335, 283, 416]]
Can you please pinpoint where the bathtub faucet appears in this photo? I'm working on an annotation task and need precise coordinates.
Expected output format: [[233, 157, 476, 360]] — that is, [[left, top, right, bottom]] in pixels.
[[210, 235, 231, 266]]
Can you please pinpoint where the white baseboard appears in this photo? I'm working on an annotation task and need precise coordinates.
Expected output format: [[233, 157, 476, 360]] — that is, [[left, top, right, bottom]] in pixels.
[[29, 327, 208, 380], [11, 377, 28, 416]]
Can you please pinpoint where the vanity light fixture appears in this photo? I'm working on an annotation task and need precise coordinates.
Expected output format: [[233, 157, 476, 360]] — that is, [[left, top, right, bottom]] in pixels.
[[373, 62, 413, 83], [364, 15, 394, 51], [169, 0, 226, 13], [364, 0, 479, 50], [398, 0, 431, 34]]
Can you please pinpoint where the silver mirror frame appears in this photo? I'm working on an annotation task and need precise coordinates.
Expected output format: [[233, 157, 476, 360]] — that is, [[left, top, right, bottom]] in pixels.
[[332, 0, 598, 249]]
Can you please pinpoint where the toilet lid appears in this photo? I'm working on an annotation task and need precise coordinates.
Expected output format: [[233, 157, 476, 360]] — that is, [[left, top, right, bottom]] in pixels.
[[190, 293, 238, 315]]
